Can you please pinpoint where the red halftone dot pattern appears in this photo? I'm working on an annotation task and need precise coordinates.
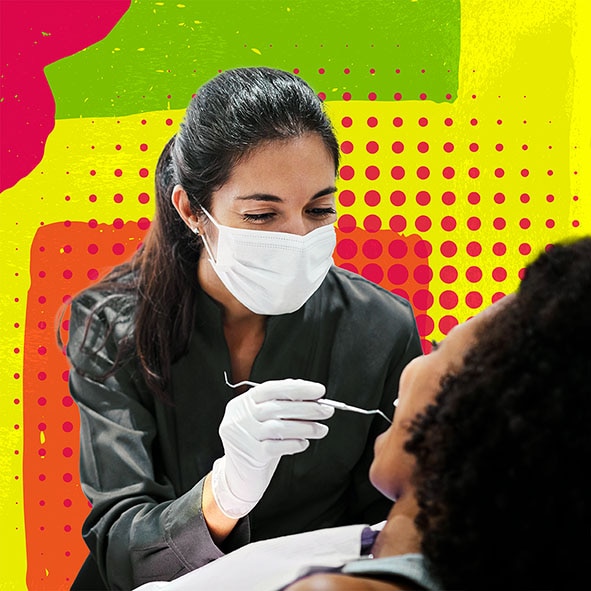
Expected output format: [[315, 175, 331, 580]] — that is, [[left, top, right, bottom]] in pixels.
[[24, 221, 149, 587]]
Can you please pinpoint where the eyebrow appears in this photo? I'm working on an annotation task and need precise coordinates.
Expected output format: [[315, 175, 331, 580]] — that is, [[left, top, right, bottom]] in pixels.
[[235, 186, 337, 203]]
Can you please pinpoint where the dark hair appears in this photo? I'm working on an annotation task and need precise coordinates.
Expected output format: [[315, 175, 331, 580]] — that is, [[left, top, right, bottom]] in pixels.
[[406, 237, 591, 589], [69, 67, 339, 400]]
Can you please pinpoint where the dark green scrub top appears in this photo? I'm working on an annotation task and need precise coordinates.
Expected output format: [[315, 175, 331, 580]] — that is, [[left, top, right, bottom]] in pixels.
[[67, 266, 422, 589]]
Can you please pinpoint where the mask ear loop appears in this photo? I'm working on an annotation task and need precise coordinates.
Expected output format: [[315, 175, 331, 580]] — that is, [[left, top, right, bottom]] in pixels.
[[194, 206, 218, 265]]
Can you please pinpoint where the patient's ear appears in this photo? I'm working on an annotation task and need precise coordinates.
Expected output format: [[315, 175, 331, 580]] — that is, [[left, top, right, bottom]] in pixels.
[[171, 185, 201, 233]]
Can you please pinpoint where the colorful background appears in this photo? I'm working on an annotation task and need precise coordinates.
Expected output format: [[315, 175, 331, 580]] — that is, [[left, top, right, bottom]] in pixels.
[[1, 0, 589, 588]]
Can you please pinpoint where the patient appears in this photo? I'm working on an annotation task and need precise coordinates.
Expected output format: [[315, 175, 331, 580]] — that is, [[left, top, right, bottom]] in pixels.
[[136, 237, 590, 590], [290, 236, 591, 590]]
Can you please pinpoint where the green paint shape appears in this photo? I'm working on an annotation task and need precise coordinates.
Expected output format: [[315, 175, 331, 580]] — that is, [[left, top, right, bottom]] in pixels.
[[47, 0, 460, 118]]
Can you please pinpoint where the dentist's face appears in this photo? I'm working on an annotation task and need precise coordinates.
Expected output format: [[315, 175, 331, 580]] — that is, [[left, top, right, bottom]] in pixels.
[[370, 298, 509, 500], [197, 133, 337, 253]]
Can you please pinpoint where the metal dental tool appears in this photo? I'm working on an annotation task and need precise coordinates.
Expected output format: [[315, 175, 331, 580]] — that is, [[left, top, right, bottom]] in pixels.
[[223, 372, 393, 425]]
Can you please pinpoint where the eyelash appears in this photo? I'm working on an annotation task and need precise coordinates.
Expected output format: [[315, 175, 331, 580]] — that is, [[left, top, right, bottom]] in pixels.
[[242, 208, 336, 223]]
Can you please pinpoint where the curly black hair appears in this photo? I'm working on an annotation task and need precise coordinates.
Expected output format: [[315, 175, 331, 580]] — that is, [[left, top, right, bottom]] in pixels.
[[405, 237, 591, 590]]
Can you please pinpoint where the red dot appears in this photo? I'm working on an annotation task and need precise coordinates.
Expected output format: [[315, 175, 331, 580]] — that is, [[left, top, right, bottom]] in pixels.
[[547, 169, 554, 176], [341, 141, 354, 154], [114, 169, 123, 177], [546, 219, 555, 229], [416, 191, 430, 206], [392, 288, 409, 300], [440, 266, 458, 283], [414, 265, 433, 284], [342, 92, 352, 101], [519, 218, 531, 230], [416, 314, 434, 337], [413, 289, 434, 310], [389, 215, 407, 233], [137, 217, 151, 230], [418, 117, 428, 127], [38, 346, 47, 355], [392, 117, 403, 127], [417, 141, 429, 153], [439, 290, 458, 310], [394, 92, 402, 100], [391, 166, 405, 180], [37, 372, 47, 381], [419, 93, 427, 100], [62, 396, 73, 407], [440, 241, 457, 258], [466, 241, 482, 256], [362, 239, 383, 259], [341, 117, 353, 128], [441, 216, 456, 231], [495, 143, 504, 151], [388, 264, 409, 285], [340, 166, 355, 180], [470, 118, 478, 126], [469, 143, 479, 152], [113, 218, 124, 229], [363, 215, 381, 232], [469, 167, 480, 178], [494, 192, 505, 204], [39, 473, 46, 481], [442, 191, 456, 205], [338, 215, 356, 233], [546, 194, 555, 202], [442, 166, 455, 179], [521, 169, 529, 177], [415, 215, 432, 232], [468, 192, 480, 205], [414, 240, 432, 258], [495, 168, 505, 178], [364, 190, 380, 206], [519, 243, 531, 255], [466, 291, 483, 309], [63, 473, 73, 483], [443, 142, 454, 153], [62, 422, 74, 432], [87, 269, 99, 280], [439, 315, 459, 335], [520, 193, 530, 203], [492, 292, 506, 303], [444, 118, 453, 126], [64, 499, 72, 508], [466, 266, 483, 283], [165, 118, 173, 126], [391, 141, 404, 154], [63, 447, 73, 458], [339, 190, 355, 207], [37, 397, 47, 406], [493, 218, 506, 230], [366, 141, 379, 154], [367, 117, 378, 127], [361, 264, 383, 283], [389, 240, 408, 258], [138, 192, 150, 204], [492, 267, 507, 282], [416, 166, 430, 179], [365, 165, 380, 180], [390, 190, 406, 206], [140, 143, 148, 151], [467, 217, 481, 231], [493, 242, 506, 256]]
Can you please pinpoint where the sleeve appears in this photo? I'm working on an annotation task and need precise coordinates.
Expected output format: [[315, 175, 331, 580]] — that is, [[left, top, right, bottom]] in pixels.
[[67, 295, 250, 590], [345, 299, 423, 525]]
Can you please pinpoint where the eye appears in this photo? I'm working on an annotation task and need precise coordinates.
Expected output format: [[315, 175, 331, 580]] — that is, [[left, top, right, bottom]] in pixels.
[[307, 207, 336, 218], [242, 212, 276, 223]]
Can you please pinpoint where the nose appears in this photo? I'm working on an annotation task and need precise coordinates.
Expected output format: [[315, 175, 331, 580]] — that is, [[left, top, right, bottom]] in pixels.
[[283, 216, 313, 236]]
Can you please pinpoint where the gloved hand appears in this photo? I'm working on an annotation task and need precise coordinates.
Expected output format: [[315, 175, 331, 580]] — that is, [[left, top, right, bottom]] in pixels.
[[211, 379, 334, 519]]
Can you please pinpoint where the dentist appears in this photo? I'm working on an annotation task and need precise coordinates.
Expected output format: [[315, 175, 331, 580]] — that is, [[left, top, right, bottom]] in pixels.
[[66, 67, 422, 590]]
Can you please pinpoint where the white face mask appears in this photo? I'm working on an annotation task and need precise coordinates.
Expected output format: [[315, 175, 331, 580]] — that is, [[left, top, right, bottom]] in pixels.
[[195, 208, 336, 315]]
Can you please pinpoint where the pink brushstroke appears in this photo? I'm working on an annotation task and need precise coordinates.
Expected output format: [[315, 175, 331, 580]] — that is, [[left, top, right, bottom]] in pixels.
[[0, 0, 130, 193]]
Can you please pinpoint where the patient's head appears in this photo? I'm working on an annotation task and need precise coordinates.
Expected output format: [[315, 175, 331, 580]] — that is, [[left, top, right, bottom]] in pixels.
[[403, 237, 591, 589]]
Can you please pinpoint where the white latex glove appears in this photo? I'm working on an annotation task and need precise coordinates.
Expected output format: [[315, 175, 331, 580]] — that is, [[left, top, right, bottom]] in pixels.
[[212, 379, 335, 519]]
